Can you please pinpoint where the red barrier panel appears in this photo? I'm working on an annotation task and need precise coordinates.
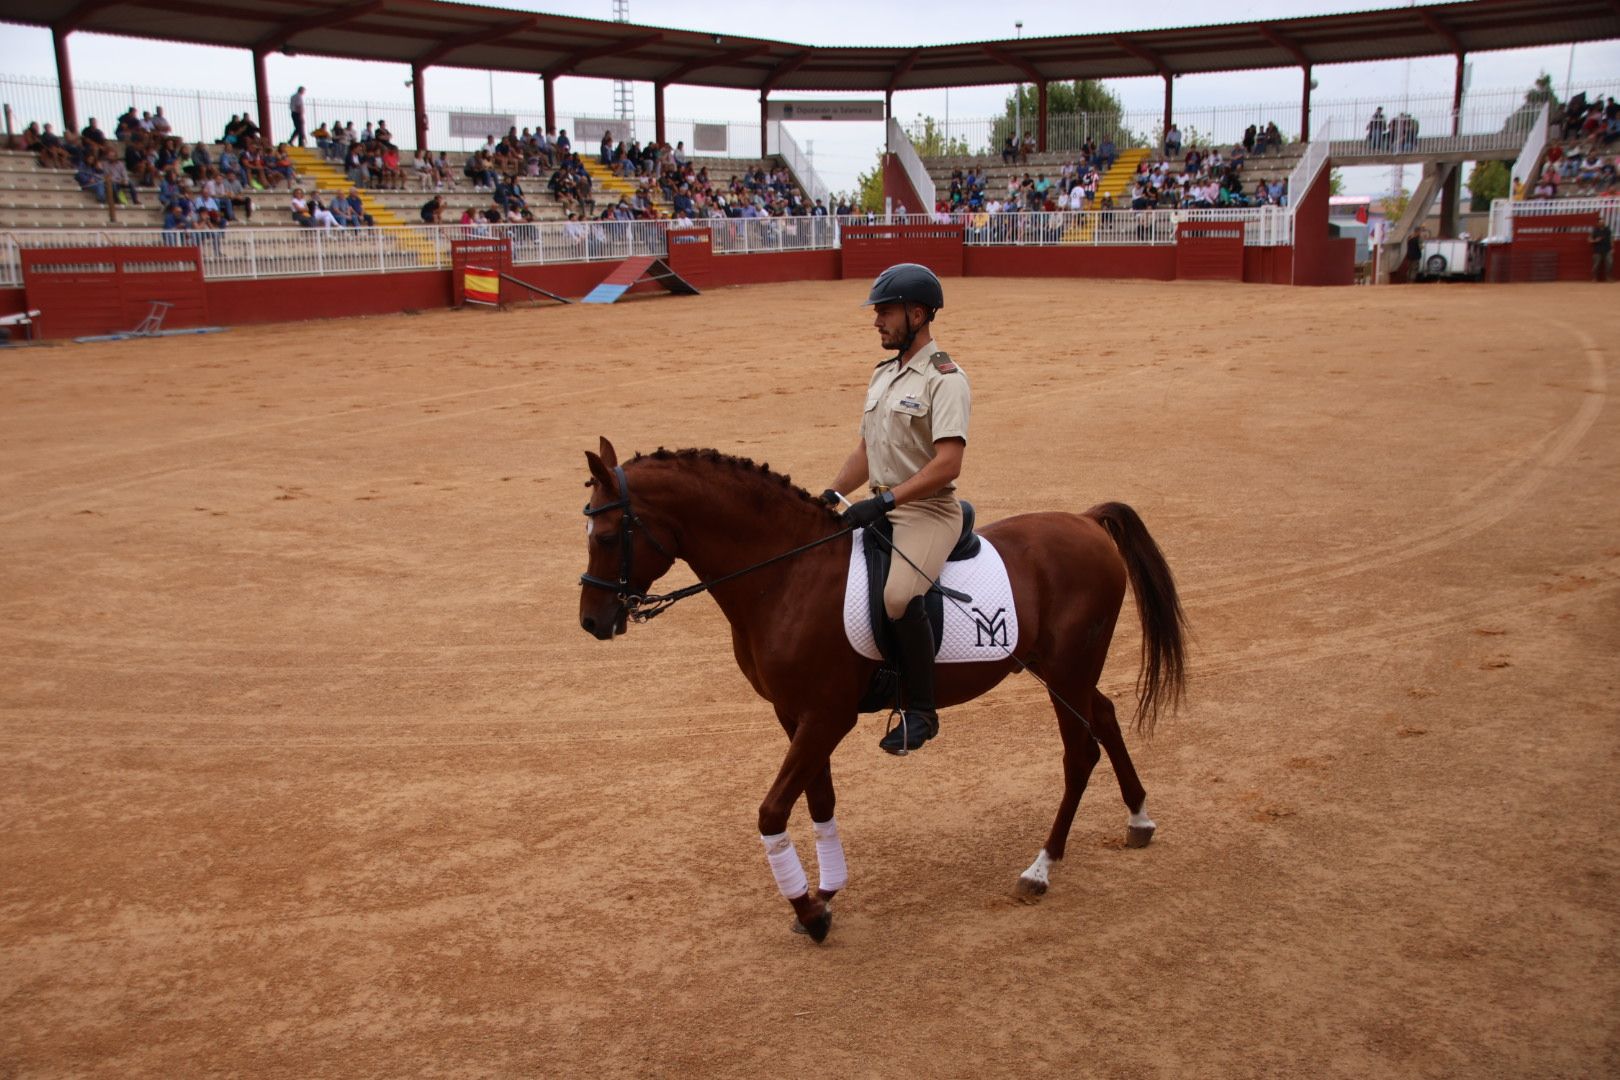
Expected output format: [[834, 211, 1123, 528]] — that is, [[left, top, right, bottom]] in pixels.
[[450, 238, 510, 305], [22, 245, 208, 339], [1509, 213, 1598, 282], [665, 227, 715, 290], [1175, 220, 1244, 281], [840, 224, 964, 281]]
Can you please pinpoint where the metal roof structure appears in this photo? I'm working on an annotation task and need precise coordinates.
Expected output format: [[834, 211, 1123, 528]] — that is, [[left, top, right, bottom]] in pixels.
[[2, 0, 1617, 92]]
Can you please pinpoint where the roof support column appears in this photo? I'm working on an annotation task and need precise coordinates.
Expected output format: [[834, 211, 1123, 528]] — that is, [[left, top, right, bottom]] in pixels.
[[1300, 64, 1312, 142], [1451, 52, 1466, 135], [253, 48, 272, 143], [654, 82, 666, 146], [542, 73, 555, 133], [760, 91, 768, 159], [1162, 75, 1173, 151], [1036, 81, 1048, 153], [412, 64, 427, 151], [52, 24, 77, 133]]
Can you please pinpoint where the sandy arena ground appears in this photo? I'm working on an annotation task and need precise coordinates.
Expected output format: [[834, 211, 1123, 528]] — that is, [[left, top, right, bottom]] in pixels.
[[2, 278, 1617, 1078]]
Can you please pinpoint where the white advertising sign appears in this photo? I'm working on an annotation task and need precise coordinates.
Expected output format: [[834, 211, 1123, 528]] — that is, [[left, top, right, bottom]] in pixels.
[[765, 99, 885, 122], [448, 111, 516, 139]]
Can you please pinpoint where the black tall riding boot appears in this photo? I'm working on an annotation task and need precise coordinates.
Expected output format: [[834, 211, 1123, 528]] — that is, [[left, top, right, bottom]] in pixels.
[[880, 595, 940, 755]]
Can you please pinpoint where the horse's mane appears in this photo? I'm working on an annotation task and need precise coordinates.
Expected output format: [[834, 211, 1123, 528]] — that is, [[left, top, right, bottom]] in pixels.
[[629, 447, 837, 517]]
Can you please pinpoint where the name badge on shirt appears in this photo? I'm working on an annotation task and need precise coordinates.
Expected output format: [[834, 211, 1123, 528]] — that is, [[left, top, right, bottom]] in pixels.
[[894, 396, 927, 416]]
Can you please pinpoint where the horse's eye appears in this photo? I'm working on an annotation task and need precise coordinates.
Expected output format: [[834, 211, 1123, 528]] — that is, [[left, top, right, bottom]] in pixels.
[[593, 532, 617, 548]]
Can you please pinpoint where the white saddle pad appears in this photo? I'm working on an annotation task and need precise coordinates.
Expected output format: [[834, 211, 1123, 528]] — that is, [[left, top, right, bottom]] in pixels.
[[843, 530, 1019, 663]]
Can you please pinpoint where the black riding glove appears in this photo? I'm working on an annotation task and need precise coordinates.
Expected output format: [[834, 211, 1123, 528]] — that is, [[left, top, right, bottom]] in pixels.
[[819, 488, 843, 507], [841, 490, 896, 528]]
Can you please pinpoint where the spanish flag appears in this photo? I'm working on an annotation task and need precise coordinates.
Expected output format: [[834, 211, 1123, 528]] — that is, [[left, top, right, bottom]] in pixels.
[[464, 266, 500, 306]]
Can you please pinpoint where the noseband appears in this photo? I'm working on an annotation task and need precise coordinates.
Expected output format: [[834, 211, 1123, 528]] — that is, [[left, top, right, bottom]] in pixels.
[[581, 465, 675, 607]]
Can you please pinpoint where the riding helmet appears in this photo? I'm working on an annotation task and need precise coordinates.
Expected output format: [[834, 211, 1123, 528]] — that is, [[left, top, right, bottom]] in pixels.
[[864, 263, 944, 312]]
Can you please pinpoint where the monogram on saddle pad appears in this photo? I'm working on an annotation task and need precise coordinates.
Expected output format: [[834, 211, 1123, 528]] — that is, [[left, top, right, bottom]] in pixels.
[[843, 501, 1020, 710]]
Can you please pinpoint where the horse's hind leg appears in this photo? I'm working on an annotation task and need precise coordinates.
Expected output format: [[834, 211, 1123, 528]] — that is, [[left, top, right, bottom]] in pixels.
[[1089, 689, 1156, 847], [1016, 684, 1101, 899]]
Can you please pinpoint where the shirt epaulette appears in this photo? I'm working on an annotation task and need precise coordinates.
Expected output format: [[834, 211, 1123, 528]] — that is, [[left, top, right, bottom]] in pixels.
[[930, 351, 959, 374]]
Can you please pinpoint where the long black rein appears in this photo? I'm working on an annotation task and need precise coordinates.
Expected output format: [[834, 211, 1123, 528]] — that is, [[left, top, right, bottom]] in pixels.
[[582, 465, 853, 623]]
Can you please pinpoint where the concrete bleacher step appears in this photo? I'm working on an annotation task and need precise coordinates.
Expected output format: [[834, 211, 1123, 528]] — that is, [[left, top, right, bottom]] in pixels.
[[284, 147, 439, 260]]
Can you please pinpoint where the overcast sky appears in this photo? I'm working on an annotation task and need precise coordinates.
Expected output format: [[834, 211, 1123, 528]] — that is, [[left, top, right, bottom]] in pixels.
[[2, 0, 1616, 195]]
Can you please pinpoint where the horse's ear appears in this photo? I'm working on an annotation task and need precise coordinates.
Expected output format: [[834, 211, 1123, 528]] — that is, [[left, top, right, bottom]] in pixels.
[[597, 437, 618, 469], [584, 450, 615, 491]]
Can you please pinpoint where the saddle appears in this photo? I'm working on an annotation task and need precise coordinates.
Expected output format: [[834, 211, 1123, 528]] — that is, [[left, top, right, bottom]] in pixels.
[[855, 500, 981, 713]]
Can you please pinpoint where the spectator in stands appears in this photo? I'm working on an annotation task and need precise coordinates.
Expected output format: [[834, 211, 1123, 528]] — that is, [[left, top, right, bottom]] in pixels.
[[81, 117, 107, 147], [378, 142, 404, 190], [465, 149, 495, 190], [1164, 123, 1182, 156], [343, 189, 374, 227], [290, 188, 314, 226], [75, 150, 108, 202], [214, 168, 254, 220], [26, 123, 72, 169], [124, 133, 158, 187], [1593, 219, 1613, 282], [162, 189, 193, 240], [101, 157, 139, 205], [433, 151, 455, 190], [271, 144, 297, 188], [310, 191, 339, 229], [1001, 134, 1017, 164], [412, 149, 435, 190], [184, 141, 213, 182], [344, 140, 370, 187], [420, 194, 444, 224], [1366, 107, 1387, 149], [1097, 135, 1117, 173], [150, 107, 171, 136], [289, 86, 307, 147]]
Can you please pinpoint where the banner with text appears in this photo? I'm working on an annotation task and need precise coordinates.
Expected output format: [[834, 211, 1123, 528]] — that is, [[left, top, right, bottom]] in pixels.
[[448, 111, 516, 139], [765, 99, 885, 122]]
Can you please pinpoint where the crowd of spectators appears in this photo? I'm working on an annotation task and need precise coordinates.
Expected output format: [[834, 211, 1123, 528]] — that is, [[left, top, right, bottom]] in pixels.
[[1124, 136, 1287, 210], [22, 105, 303, 235], [1527, 93, 1620, 200], [1364, 108, 1423, 152]]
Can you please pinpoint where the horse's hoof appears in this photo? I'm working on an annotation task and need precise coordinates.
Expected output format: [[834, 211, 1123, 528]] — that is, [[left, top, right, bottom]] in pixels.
[[1126, 824, 1156, 848], [1015, 875, 1048, 900], [791, 909, 833, 942]]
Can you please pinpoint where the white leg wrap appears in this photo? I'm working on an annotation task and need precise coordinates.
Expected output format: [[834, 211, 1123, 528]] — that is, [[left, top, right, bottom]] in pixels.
[[1129, 799, 1155, 830], [813, 818, 848, 893], [760, 831, 808, 900], [1021, 849, 1056, 888]]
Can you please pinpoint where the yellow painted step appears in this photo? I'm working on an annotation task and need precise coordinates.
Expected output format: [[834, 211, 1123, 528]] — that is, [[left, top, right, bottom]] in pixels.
[[1095, 148, 1150, 198], [286, 148, 438, 262]]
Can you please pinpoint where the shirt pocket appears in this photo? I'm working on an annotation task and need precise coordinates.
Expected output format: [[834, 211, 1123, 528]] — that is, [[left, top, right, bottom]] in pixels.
[[890, 396, 930, 420]]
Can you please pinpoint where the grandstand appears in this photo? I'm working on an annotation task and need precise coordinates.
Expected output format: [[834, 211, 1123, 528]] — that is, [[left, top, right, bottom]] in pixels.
[[0, 0, 1615, 337]]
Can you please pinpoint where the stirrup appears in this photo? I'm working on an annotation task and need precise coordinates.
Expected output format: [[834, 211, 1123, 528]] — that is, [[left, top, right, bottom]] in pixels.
[[880, 708, 939, 756]]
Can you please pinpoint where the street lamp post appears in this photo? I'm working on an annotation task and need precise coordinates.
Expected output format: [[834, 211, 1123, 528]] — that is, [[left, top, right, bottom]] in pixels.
[[1014, 21, 1023, 149]]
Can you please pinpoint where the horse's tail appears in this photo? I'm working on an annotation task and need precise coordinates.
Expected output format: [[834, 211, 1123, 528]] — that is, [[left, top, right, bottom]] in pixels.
[[1085, 501, 1187, 736]]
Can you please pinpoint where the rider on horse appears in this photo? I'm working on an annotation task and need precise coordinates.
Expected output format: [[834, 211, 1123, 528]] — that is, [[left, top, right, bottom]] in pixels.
[[824, 263, 971, 755]]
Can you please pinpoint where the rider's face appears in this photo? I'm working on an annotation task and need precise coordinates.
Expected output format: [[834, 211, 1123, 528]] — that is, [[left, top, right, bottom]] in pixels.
[[873, 302, 919, 351]]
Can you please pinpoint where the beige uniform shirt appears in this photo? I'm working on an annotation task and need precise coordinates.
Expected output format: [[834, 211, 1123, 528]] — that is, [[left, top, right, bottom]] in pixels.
[[860, 338, 971, 491]]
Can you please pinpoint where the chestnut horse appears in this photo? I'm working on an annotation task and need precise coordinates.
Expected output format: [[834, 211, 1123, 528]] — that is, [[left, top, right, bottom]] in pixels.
[[579, 438, 1186, 942]]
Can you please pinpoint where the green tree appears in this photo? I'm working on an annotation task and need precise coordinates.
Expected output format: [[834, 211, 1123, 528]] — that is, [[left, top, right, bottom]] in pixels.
[[908, 115, 973, 157], [1466, 160, 1509, 211], [1330, 167, 1345, 196], [852, 151, 885, 212], [1380, 187, 1411, 223], [993, 79, 1137, 153], [1504, 72, 1561, 133]]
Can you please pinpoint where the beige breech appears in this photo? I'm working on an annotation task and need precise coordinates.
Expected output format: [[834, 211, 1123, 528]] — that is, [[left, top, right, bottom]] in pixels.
[[882, 495, 963, 619]]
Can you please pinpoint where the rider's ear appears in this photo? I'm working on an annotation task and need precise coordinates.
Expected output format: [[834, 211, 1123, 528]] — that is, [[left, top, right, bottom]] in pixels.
[[585, 450, 615, 490], [598, 436, 619, 469]]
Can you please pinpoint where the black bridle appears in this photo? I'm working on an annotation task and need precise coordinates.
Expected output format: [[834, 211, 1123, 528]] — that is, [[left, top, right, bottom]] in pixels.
[[580, 465, 676, 610], [581, 464, 854, 624]]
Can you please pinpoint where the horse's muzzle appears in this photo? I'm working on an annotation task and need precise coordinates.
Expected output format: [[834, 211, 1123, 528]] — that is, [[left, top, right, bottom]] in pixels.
[[580, 610, 628, 640]]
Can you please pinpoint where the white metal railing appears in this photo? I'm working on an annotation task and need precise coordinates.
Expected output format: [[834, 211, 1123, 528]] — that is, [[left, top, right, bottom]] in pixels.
[[0, 71, 769, 156], [0, 203, 1308, 288], [1485, 195, 1620, 244], [886, 117, 937, 212], [907, 83, 1619, 158], [768, 123, 830, 209], [709, 215, 838, 254], [1285, 116, 1333, 212], [1508, 102, 1551, 197]]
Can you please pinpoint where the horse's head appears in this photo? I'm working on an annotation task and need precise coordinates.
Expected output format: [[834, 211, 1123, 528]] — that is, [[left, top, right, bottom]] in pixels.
[[579, 437, 677, 640]]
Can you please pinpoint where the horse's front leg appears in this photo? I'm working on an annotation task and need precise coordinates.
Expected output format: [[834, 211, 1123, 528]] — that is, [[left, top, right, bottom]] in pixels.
[[759, 709, 856, 943]]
